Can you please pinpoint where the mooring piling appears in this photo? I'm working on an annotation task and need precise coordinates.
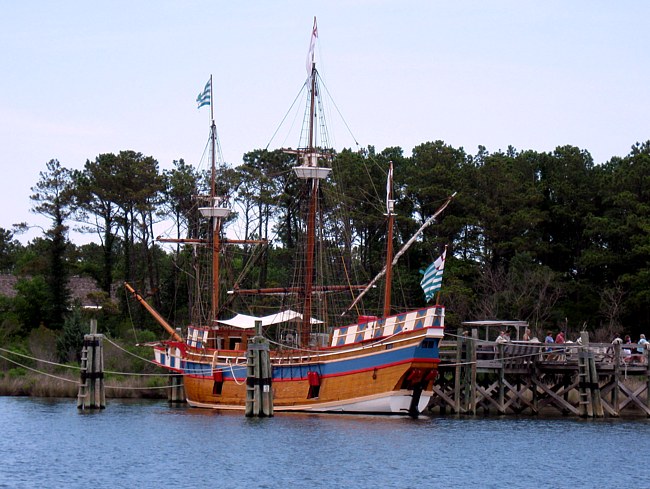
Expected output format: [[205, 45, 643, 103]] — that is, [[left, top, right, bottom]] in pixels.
[[77, 318, 106, 409], [245, 320, 273, 417]]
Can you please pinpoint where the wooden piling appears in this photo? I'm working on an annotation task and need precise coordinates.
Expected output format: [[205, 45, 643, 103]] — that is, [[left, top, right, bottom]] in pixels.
[[469, 329, 478, 414], [588, 351, 604, 417], [497, 343, 505, 415], [77, 318, 105, 409], [646, 350, 650, 413], [612, 342, 620, 417], [454, 328, 463, 413], [245, 320, 273, 417]]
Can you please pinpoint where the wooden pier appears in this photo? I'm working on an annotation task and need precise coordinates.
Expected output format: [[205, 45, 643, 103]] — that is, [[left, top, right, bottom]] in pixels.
[[430, 329, 650, 417]]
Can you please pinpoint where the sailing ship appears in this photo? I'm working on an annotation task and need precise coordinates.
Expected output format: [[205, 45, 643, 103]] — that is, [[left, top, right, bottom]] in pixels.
[[127, 19, 450, 417]]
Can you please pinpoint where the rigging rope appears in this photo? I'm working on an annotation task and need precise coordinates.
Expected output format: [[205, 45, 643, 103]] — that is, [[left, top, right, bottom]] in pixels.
[[0, 353, 79, 384]]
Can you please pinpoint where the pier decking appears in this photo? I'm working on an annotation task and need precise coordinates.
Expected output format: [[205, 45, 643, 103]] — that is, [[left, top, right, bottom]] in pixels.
[[431, 330, 650, 417]]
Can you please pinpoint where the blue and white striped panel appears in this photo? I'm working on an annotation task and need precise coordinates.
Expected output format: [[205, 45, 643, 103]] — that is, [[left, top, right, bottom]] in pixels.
[[187, 327, 209, 348]]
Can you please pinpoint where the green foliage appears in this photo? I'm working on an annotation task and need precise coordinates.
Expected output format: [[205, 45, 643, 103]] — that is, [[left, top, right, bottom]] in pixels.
[[57, 307, 85, 363], [0, 228, 23, 273], [13, 276, 48, 333], [30, 159, 74, 330], [8, 368, 27, 378], [13, 138, 650, 343]]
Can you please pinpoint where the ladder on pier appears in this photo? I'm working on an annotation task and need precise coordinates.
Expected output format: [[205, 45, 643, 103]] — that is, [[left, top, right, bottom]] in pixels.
[[577, 346, 603, 418]]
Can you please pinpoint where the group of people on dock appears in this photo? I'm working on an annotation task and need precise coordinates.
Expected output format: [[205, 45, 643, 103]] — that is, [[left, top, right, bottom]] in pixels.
[[488, 326, 650, 365], [611, 333, 648, 363]]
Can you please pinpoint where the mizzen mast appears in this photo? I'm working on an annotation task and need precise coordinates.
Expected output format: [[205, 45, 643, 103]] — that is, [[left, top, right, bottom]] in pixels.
[[383, 161, 395, 317]]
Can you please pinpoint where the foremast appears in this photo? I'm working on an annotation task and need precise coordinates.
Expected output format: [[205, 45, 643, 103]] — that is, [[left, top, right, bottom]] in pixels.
[[197, 75, 231, 325]]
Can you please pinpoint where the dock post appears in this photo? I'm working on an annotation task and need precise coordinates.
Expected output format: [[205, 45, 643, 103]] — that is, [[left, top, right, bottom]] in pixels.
[[646, 350, 650, 415], [469, 329, 478, 415], [612, 342, 620, 417], [245, 320, 273, 417], [497, 343, 505, 414], [77, 318, 105, 409], [454, 328, 463, 414], [460, 331, 472, 414], [588, 350, 604, 417], [462, 330, 472, 413]]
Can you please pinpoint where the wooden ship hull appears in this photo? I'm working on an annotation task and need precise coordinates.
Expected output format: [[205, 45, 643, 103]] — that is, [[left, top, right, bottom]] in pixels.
[[153, 306, 444, 415]]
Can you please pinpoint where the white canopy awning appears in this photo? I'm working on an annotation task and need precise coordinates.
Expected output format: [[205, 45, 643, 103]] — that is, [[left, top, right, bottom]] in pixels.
[[216, 310, 323, 330]]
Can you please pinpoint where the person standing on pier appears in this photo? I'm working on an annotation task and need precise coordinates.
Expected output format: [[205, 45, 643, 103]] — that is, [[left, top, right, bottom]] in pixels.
[[545, 332, 554, 353], [545, 332, 554, 344], [555, 331, 565, 344], [638, 334, 648, 364]]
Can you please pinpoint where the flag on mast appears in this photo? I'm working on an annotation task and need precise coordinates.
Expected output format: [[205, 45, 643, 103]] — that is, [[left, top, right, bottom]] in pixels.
[[420, 248, 447, 302], [196, 78, 211, 109], [306, 17, 318, 74]]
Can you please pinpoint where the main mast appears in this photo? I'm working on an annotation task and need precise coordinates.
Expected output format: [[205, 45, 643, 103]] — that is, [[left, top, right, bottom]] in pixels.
[[293, 18, 330, 348]]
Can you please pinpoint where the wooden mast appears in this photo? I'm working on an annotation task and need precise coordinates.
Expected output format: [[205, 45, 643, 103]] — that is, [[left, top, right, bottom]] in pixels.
[[344, 191, 456, 315], [301, 53, 318, 349], [293, 18, 330, 348], [198, 75, 231, 328], [383, 161, 395, 317], [209, 75, 221, 322]]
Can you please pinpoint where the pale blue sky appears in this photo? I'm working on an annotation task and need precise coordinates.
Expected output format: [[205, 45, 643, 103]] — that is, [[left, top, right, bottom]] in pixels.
[[1, 1, 648, 243]]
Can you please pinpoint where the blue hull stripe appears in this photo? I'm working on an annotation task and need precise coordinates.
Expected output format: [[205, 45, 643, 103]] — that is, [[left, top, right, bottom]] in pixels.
[[174, 339, 439, 381]]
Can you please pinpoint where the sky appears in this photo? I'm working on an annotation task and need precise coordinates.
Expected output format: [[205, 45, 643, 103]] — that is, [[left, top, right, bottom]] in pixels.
[[1, 1, 649, 244]]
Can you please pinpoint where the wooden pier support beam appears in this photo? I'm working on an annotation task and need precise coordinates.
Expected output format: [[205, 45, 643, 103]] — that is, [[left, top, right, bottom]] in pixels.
[[612, 343, 621, 417], [588, 351, 604, 417], [468, 329, 478, 415], [245, 321, 273, 417], [497, 343, 506, 415], [454, 328, 463, 414], [646, 350, 650, 414], [77, 319, 106, 410]]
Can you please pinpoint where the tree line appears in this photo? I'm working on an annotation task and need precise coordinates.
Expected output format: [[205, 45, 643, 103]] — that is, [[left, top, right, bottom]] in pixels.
[[2, 139, 650, 360]]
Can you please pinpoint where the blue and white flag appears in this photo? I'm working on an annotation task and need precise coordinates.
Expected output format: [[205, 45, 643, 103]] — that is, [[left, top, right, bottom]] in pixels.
[[196, 78, 211, 109], [420, 248, 446, 302]]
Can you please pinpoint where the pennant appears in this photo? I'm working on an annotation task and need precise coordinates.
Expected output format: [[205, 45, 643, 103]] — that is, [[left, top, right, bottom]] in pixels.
[[306, 17, 318, 74]]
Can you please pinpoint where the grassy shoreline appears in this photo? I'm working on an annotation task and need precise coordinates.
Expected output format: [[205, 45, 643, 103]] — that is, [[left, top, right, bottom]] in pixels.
[[1, 327, 170, 399], [0, 371, 169, 399]]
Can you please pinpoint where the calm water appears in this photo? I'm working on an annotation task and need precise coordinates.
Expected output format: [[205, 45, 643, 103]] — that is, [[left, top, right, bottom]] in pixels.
[[2, 397, 649, 489]]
